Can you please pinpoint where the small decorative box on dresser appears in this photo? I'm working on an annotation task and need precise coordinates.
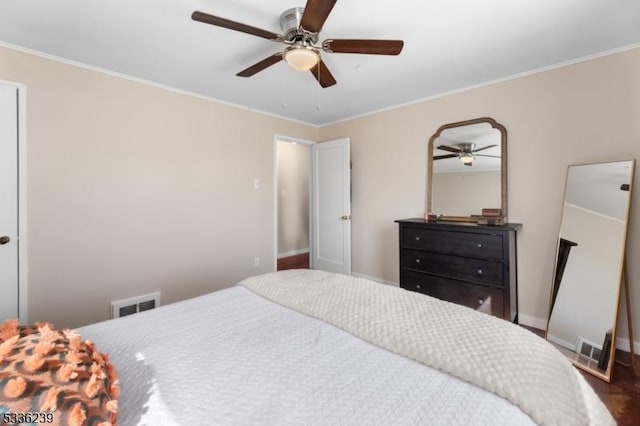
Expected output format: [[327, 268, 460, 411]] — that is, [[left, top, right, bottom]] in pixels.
[[395, 219, 522, 322]]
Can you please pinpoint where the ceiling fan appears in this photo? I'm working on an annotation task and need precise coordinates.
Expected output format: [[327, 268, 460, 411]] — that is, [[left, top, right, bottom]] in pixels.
[[191, 0, 404, 88], [434, 142, 499, 166]]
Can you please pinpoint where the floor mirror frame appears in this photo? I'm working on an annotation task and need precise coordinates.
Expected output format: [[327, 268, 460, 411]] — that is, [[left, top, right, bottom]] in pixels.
[[545, 159, 636, 382]]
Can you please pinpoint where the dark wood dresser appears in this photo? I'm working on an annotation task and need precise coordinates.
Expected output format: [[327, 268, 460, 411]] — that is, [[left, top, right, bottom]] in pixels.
[[396, 219, 522, 322]]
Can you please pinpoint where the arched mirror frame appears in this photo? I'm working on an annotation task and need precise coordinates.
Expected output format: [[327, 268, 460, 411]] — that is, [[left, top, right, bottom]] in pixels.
[[427, 117, 508, 220], [545, 159, 636, 382]]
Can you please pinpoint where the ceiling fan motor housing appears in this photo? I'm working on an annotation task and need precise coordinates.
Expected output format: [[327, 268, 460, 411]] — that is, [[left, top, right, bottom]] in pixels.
[[280, 7, 318, 43], [280, 7, 304, 39], [458, 142, 475, 152]]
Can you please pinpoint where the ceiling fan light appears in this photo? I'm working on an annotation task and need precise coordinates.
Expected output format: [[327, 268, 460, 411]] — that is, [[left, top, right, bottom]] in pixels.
[[460, 153, 474, 164], [284, 47, 319, 71]]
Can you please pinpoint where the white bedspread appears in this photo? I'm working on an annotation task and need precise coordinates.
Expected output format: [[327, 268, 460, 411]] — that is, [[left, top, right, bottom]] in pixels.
[[79, 278, 539, 425], [240, 270, 614, 426]]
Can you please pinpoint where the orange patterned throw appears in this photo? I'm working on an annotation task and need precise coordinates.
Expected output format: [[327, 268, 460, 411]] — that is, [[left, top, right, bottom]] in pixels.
[[0, 319, 118, 426]]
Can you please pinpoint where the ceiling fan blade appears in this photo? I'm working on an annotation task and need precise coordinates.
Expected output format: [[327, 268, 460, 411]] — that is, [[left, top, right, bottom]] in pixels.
[[472, 144, 498, 153], [433, 154, 458, 160], [474, 154, 501, 158], [192, 11, 281, 40], [310, 59, 337, 88], [323, 39, 404, 55], [236, 53, 283, 77], [300, 0, 337, 33], [436, 145, 461, 154]]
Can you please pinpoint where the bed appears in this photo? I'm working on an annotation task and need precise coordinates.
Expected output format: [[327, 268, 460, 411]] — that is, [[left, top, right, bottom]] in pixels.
[[3, 270, 614, 425]]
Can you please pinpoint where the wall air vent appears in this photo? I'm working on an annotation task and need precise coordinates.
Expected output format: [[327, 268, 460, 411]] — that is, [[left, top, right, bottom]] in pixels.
[[111, 292, 161, 319]]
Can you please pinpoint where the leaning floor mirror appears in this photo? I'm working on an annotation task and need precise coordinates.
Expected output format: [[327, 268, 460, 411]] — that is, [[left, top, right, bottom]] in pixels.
[[546, 159, 635, 382]]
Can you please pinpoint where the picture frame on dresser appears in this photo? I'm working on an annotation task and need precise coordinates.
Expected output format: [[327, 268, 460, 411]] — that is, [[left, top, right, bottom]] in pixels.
[[395, 219, 521, 322]]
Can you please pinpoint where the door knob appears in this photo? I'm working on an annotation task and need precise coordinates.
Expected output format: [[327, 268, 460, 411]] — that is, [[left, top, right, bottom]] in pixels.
[[0, 236, 10, 245], [341, 215, 351, 220]]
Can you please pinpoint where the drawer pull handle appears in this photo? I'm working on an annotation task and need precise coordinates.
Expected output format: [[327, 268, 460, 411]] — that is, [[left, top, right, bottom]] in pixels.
[[477, 269, 484, 275], [478, 298, 484, 305], [415, 258, 421, 264], [416, 284, 421, 290], [477, 243, 483, 248], [415, 236, 421, 241]]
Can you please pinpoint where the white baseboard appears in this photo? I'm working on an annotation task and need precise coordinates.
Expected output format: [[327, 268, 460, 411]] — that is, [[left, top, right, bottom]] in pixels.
[[518, 314, 548, 331], [546, 334, 576, 351], [277, 248, 309, 259], [351, 272, 398, 287], [616, 336, 640, 355]]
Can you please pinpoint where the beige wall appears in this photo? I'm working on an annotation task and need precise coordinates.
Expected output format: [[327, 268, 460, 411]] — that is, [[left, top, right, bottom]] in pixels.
[[319, 47, 640, 344], [432, 170, 501, 216], [2, 43, 640, 346], [0, 46, 318, 328], [277, 140, 310, 256]]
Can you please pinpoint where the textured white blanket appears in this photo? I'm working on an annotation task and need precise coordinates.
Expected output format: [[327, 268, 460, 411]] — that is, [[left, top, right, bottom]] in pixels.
[[240, 269, 614, 426]]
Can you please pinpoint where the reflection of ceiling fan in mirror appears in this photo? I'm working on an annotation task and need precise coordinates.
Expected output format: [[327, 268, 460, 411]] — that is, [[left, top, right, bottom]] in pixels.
[[191, 0, 404, 88], [435, 142, 499, 166]]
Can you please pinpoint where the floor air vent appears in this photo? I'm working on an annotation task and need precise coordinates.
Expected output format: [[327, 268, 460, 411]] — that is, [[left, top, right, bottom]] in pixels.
[[576, 336, 602, 361], [111, 292, 161, 319]]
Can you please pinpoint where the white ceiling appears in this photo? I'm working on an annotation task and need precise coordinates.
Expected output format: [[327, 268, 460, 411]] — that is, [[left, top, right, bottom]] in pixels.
[[433, 122, 501, 173], [1, 0, 640, 125]]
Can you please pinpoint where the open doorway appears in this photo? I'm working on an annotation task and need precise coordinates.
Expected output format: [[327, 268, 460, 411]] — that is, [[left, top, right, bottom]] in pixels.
[[275, 137, 312, 271]]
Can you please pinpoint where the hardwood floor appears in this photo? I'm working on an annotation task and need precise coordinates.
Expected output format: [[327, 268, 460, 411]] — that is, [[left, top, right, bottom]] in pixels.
[[277, 253, 309, 271], [523, 325, 640, 425], [581, 351, 640, 426]]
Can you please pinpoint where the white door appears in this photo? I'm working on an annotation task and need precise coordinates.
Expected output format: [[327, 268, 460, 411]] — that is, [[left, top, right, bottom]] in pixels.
[[311, 138, 351, 274], [0, 84, 19, 320]]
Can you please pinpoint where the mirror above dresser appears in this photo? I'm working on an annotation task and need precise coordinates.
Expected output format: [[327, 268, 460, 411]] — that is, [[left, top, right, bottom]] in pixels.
[[427, 117, 507, 220]]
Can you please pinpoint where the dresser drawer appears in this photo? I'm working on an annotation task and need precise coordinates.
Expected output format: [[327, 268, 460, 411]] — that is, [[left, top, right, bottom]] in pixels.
[[402, 227, 503, 260], [402, 270, 504, 317], [402, 249, 504, 286]]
